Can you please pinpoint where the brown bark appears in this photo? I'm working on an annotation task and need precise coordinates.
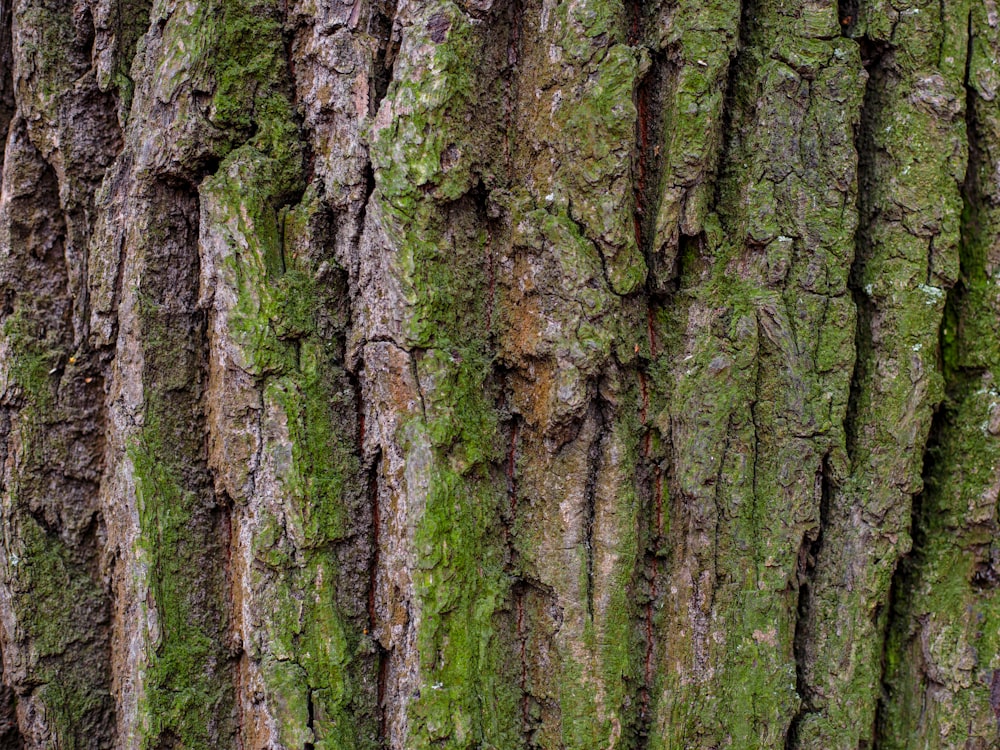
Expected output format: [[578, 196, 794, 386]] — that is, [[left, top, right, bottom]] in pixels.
[[0, 0, 997, 748]]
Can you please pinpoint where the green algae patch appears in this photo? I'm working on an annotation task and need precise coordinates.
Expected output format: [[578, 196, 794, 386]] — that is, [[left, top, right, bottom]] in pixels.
[[254, 555, 361, 749], [369, 5, 480, 212], [267, 366, 355, 545], [6, 516, 110, 748], [558, 43, 647, 296], [204, 122, 374, 745], [130, 383, 235, 750], [0, 311, 114, 747], [408, 349, 522, 750], [2, 313, 60, 415], [366, 7, 524, 742], [878, 23, 1000, 739]]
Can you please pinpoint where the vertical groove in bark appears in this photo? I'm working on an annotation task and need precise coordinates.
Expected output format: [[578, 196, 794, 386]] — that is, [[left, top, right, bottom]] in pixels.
[[0, 676, 21, 748], [130, 182, 236, 748], [786, 454, 832, 748], [876, 4, 1000, 745], [369, 0, 399, 113], [0, 0, 124, 740], [0, 120, 115, 749], [630, 39, 677, 738], [92, 0, 152, 122], [654, 0, 865, 742], [582, 402, 605, 622], [844, 29, 884, 477], [635, 320, 669, 750], [0, 0, 12, 157], [286, 0, 398, 727], [630, 1, 668, 278], [643, 0, 742, 292], [0, 0, 996, 746], [795, 0, 971, 741]]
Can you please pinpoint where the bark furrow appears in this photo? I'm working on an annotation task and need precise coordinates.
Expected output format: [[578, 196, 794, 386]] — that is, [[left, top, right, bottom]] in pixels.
[[0, 0, 996, 748]]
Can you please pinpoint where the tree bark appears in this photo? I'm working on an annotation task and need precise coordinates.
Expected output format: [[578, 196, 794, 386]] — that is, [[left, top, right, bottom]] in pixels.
[[0, 0, 997, 747]]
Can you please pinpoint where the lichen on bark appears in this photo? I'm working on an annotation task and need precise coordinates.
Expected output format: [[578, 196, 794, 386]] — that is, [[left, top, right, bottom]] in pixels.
[[0, 0, 999, 747]]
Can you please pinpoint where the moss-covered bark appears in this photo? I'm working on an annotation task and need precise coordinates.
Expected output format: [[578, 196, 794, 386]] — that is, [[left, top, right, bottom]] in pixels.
[[878, 3, 1000, 745], [0, 0, 998, 747]]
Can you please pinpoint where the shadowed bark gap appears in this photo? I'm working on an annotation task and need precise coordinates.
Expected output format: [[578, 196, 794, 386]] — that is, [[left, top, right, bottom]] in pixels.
[[0, 120, 115, 748], [3, 0, 997, 745], [844, 26, 886, 489], [0, 0, 12, 161], [786, 454, 832, 748], [583, 401, 606, 621], [370, 0, 399, 113], [874, 8, 1000, 745]]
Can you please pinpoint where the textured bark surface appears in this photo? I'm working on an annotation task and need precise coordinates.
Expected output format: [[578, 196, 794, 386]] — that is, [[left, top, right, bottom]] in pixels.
[[0, 0, 998, 747]]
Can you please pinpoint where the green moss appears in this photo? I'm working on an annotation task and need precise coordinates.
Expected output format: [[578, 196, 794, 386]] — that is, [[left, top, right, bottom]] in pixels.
[[123, 75, 309, 700], [98, 0, 153, 117], [370, 5, 480, 212], [131, 403, 232, 749], [4, 517, 110, 748], [267, 361, 355, 545], [405, 350, 521, 750], [209, 3, 287, 134], [645, 0, 872, 741], [2, 313, 59, 413], [877, 15, 1000, 737], [365, 10, 525, 738], [254, 554, 359, 749], [650, 0, 740, 269], [404, 214, 494, 350], [879, 379, 1000, 744], [203, 100, 375, 743], [546, 0, 628, 61], [548, 41, 647, 295], [0, 308, 113, 747]]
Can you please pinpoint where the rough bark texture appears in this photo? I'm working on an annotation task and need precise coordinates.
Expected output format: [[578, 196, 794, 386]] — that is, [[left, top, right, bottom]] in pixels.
[[0, 0, 998, 747]]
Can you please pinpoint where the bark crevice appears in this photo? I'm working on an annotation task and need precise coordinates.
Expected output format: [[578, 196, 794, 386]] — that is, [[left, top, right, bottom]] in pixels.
[[1, 0, 993, 744], [583, 399, 607, 622], [873, 11, 984, 746], [786, 453, 832, 748], [844, 29, 884, 470]]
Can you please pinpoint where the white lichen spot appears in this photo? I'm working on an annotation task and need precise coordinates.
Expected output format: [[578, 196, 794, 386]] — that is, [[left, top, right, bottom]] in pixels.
[[918, 283, 945, 304]]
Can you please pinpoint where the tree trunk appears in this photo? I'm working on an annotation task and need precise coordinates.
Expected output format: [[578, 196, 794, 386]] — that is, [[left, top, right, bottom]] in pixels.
[[0, 0, 996, 747]]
